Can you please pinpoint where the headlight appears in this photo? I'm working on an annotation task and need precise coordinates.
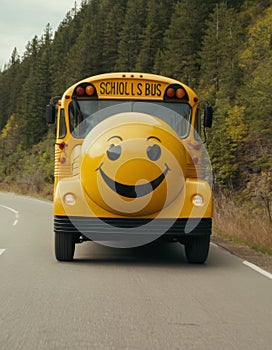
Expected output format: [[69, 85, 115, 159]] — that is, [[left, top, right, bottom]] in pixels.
[[64, 193, 76, 206], [192, 194, 204, 207]]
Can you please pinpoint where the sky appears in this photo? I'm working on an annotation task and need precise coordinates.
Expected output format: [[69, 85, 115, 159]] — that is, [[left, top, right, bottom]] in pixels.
[[0, 0, 79, 70]]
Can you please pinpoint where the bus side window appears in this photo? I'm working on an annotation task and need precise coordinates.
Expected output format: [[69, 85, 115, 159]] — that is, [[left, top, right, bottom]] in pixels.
[[194, 108, 201, 140], [69, 100, 84, 137], [58, 108, 67, 139]]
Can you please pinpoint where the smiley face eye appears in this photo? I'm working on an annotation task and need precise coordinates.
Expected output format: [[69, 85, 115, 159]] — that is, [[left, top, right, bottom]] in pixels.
[[107, 144, 121, 161], [147, 144, 161, 161]]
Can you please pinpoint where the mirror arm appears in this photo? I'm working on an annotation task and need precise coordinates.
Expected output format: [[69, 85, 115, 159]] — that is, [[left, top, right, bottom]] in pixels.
[[50, 96, 61, 105]]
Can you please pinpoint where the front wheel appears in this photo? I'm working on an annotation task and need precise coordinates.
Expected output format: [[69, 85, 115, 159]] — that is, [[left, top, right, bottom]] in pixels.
[[55, 231, 75, 261], [184, 235, 210, 264]]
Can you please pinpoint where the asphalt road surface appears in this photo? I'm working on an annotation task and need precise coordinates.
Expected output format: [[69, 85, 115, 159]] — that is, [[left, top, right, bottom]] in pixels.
[[0, 192, 272, 350]]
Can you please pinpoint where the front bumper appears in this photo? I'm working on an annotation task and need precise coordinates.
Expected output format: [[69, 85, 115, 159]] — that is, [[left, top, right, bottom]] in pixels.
[[54, 216, 212, 243]]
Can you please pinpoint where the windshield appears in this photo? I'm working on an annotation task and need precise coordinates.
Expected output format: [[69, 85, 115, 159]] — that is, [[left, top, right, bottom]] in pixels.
[[69, 100, 191, 138]]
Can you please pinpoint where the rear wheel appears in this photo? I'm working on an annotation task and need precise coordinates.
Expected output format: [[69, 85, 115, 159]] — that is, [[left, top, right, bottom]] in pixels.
[[184, 235, 210, 264], [55, 231, 75, 261]]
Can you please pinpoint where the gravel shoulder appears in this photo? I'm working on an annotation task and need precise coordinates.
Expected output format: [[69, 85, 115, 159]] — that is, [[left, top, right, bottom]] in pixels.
[[211, 235, 272, 274]]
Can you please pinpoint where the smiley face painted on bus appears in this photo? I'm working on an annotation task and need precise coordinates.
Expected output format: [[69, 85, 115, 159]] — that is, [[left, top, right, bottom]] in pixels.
[[97, 135, 170, 198], [81, 113, 187, 216]]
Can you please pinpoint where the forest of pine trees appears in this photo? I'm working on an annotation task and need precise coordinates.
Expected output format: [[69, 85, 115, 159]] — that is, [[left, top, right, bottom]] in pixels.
[[0, 0, 271, 246]]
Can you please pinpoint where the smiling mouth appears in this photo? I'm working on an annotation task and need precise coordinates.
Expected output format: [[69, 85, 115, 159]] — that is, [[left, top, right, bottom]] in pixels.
[[97, 164, 170, 198]]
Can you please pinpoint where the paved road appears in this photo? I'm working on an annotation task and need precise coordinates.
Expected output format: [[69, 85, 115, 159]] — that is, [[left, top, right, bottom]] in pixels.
[[0, 192, 272, 350]]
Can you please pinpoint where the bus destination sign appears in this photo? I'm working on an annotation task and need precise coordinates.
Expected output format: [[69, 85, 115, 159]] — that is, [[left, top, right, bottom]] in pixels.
[[98, 80, 166, 98]]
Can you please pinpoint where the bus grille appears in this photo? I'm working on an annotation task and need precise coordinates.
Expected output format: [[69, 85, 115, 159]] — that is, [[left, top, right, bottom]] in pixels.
[[54, 150, 72, 177], [54, 216, 212, 240]]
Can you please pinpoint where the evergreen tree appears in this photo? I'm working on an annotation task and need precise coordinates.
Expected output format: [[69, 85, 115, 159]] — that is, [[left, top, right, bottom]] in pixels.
[[51, 3, 83, 94], [136, 0, 177, 72], [102, 0, 127, 72], [0, 74, 5, 129], [199, 2, 243, 103], [63, 0, 108, 84], [155, 0, 218, 86], [39, 24, 54, 107], [15, 29, 53, 148], [115, 0, 147, 71], [0, 114, 21, 178], [238, 6, 272, 176], [198, 2, 245, 188], [0, 49, 20, 129]]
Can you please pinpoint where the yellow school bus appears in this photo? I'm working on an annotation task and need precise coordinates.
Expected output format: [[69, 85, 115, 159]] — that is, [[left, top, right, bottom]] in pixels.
[[46, 72, 213, 263]]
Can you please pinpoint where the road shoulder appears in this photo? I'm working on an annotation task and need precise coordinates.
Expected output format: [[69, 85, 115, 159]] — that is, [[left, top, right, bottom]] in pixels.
[[212, 235, 272, 274]]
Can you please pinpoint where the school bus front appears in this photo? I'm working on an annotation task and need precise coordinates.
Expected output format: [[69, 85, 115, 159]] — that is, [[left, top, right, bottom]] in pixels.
[[46, 72, 213, 263]]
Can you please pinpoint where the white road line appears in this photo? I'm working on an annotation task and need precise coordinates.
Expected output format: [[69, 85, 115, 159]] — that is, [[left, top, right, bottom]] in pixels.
[[243, 260, 272, 280], [13, 195, 52, 206], [0, 204, 19, 226], [0, 249, 6, 256], [211, 242, 272, 280]]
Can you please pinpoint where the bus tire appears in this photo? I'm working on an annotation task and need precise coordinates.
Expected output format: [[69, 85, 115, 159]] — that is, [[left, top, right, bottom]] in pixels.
[[55, 231, 75, 261], [184, 235, 210, 264]]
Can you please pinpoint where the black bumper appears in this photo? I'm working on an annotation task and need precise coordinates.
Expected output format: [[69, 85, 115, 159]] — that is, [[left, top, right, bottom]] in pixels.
[[54, 216, 212, 242]]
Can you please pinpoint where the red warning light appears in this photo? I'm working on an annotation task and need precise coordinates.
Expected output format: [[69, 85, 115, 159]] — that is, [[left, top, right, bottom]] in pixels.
[[59, 142, 67, 151], [166, 87, 175, 98], [76, 86, 85, 96]]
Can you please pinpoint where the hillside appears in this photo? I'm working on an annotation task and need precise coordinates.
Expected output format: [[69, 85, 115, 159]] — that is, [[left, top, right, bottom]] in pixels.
[[0, 0, 271, 253]]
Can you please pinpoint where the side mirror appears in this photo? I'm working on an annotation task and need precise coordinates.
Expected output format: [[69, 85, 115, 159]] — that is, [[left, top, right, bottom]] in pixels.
[[203, 105, 213, 128], [45, 104, 56, 124]]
